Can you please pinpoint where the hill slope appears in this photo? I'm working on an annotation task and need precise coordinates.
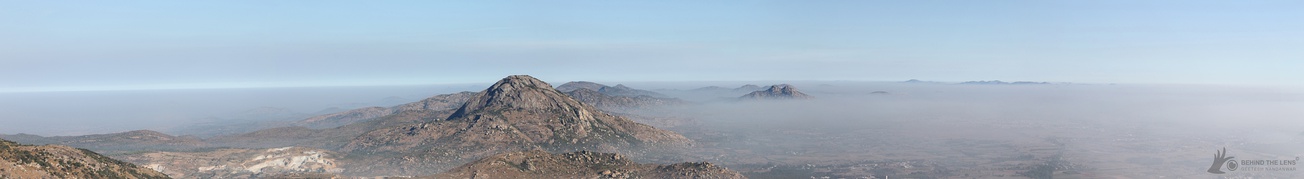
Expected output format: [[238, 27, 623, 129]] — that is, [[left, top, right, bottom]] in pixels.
[[0, 139, 171, 179], [295, 91, 477, 129]]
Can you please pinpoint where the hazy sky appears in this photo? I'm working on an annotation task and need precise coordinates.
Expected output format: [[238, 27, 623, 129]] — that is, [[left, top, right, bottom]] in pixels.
[[2, 1, 1302, 92]]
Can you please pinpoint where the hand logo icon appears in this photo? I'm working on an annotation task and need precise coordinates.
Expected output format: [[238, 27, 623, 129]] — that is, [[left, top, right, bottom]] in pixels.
[[1207, 148, 1235, 174]]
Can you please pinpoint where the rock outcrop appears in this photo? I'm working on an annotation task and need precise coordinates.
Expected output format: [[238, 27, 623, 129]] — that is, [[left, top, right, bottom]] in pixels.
[[0, 139, 171, 179], [738, 84, 813, 100]]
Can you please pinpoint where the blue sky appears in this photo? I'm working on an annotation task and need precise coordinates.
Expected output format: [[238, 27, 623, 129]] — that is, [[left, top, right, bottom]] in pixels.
[[2, 1, 1302, 92]]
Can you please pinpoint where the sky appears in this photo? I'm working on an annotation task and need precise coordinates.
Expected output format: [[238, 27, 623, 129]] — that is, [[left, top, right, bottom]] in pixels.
[[2, 1, 1302, 92]]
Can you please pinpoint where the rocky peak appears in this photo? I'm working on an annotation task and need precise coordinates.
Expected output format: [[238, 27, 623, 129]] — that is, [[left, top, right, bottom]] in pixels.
[[739, 84, 813, 100], [766, 84, 795, 92], [448, 75, 587, 121]]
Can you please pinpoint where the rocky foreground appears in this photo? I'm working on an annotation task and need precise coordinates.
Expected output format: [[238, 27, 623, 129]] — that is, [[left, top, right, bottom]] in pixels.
[[0, 139, 170, 179]]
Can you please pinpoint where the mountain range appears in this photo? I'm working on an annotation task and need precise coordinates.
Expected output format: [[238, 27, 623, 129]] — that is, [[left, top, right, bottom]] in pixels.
[[1, 75, 747, 178], [339, 75, 692, 175], [556, 81, 669, 98]]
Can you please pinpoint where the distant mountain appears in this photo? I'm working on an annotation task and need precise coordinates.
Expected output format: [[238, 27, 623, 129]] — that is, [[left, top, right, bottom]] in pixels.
[[426, 150, 745, 179], [566, 88, 687, 112], [732, 84, 764, 92], [690, 86, 730, 91], [0, 139, 171, 179], [555, 81, 608, 92], [959, 80, 1052, 85], [292, 91, 476, 129], [341, 75, 691, 176], [738, 84, 813, 100], [599, 84, 669, 98], [0, 130, 205, 153], [901, 79, 944, 84], [556, 81, 669, 98]]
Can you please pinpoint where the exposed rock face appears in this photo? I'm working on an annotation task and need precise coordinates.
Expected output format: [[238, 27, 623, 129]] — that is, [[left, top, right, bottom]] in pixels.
[[341, 75, 690, 176], [556, 81, 668, 98], [294, 91, 476, 129], [565, 88, 687, 112], [0, 139, 171, 179], [118, 147, 340, 178], [426, 150, 745, 179], [738, 84, 813, 100], [0, 130, 205, 153]]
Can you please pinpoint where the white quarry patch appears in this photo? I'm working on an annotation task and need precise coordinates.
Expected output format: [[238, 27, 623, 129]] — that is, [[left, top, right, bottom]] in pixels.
[[268, 147, 293, 152], [144, 163, 166, 173], [243, 149, 336, 173]]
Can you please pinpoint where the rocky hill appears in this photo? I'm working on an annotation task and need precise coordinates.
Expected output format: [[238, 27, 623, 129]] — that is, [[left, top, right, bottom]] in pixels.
[[738, 84, 813, 100], [425, 150, 744, 179], [0, 139, 171, 179], [341, 75, 691, 176]]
